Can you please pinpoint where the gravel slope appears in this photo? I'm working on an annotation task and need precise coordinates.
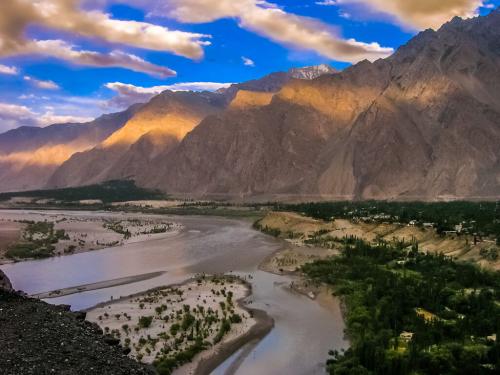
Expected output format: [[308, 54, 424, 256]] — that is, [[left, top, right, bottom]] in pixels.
[[0, 289, 155, 375]]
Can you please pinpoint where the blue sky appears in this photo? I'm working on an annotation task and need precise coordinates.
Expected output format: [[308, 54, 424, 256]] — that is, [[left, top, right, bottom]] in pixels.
[[0, 0, 498, 132]]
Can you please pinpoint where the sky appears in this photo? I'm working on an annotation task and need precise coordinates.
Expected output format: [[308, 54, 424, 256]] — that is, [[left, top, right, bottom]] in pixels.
[[0, 0, 499, 132]]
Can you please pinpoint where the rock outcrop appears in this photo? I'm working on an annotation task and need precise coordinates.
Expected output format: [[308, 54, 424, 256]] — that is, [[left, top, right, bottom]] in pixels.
[[0, 269, 12, 291]]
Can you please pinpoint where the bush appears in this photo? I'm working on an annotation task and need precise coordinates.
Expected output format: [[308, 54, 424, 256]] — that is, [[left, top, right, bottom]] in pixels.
[[230, 314, 242, 323], [138, 316, 153, 329]]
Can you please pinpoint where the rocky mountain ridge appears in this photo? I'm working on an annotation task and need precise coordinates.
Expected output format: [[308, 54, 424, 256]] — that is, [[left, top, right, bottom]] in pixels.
[[46, 64, 337, 189], [139, 9, 500, 200], [0, 106, 140, 192]]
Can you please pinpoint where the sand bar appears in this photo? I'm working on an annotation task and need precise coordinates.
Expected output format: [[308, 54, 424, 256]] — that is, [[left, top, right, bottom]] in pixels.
[[31, 271, 166, 299]]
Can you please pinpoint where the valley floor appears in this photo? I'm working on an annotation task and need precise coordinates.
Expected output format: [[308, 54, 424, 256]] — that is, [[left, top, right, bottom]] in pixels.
[[0, 208, 346, 375]]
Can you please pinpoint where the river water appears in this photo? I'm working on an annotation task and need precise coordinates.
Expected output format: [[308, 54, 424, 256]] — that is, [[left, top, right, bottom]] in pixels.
[[1, 210, 347, 374]]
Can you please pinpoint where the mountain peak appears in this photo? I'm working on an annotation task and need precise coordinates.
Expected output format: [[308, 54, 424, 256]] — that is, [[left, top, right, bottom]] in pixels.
[[288, 64, 337, 80]]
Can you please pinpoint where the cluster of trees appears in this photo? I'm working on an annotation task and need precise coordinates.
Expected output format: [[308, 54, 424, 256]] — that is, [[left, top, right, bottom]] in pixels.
[[302, 240, 500, 374], [0, 180, 165, 204]]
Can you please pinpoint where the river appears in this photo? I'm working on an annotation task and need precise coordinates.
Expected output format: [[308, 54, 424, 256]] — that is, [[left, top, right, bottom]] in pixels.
[[0, 210, 347, 374]]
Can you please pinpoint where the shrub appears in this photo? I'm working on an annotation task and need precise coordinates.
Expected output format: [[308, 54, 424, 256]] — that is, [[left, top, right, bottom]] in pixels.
[[138, 316, 153, 329]]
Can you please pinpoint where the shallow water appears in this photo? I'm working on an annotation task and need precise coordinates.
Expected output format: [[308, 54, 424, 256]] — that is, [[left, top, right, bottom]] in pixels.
[[1, 210, 347, 374]]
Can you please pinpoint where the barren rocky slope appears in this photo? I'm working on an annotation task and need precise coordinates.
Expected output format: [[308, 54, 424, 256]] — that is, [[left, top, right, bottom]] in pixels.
[[48, 65, 335, 189], [0, 288, 154, 375], [144, 10, 500, 200], [0, 106, 140, 192], [48, 91, 227, 187]]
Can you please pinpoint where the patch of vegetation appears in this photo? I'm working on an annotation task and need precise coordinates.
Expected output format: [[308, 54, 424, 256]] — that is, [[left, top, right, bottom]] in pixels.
[[121, 277, 243, 374], [155, 338, 208, 375], [138, 316, 153, 329], [0, 180, 165, 204], [103, 221, 131, 240], [302, 239, 500, 374], [253, 221, 281, 237], [6, 242, 54, 259], [6, 221, 68, 259]]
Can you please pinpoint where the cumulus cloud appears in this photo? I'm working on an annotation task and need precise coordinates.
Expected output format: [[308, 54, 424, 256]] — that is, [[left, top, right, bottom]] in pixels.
[[336, 0, 484, 29], [161, 0, 393, 63], [242, 56, 255, 66], [104, 81, 233, 108], [0, 103, 37, 130], [0, 102, 93, 132], [23, 75, 59, 90], [26, 40, 176, 78], [33, 0, 210, 59], [0, 0, 210, 76], [0, 64, 18, 75]]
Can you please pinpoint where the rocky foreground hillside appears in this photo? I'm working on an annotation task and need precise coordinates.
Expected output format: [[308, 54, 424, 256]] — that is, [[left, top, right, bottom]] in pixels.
[[0, 269, 12, 290], [0, 287, 154, 375]]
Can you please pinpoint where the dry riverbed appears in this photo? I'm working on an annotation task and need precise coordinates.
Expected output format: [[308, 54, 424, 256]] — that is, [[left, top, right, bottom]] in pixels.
[[86, 275, 272, 375]]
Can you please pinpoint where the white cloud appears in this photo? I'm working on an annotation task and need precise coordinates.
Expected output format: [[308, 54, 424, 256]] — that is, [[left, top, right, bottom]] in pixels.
[[26, 39, 176, 78], [316, 1, 339, 5], [0, 102, 35, 131], [37, 112, 94, 126], [18, 94, 50, 100], [23, 75, 60, 90], [242, 56, 256, 66], [161, 0, 393, 63], [0, 0, 210, 76], [339, 11, 352, 19], [0, 101, 93, 133], [36, 1, 210, 59], [104, 81, 233, 108], [0, 64, 18, 75], [336, 0, 484, 29]]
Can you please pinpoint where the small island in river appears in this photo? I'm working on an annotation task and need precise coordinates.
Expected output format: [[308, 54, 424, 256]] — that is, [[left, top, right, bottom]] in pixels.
[[86, 275, 273, 375]]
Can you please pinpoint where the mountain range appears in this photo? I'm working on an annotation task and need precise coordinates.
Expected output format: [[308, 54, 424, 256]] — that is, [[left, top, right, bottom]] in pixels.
[[2, 10, 500, 201]]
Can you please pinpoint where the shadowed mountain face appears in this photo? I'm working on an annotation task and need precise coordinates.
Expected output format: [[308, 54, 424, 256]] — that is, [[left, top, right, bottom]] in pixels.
[[47, 91, 227, 188], [0, 106, 139, 192], [46, 65, 335, 190], [140, 10, 500, 200]]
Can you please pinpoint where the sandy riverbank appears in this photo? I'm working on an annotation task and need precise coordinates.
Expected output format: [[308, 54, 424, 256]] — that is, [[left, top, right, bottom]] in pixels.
[[0, 211, 182, 264], [85, 275, 273, 375], [31, 271, 167, 299], [256, 216, 350, 340]]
